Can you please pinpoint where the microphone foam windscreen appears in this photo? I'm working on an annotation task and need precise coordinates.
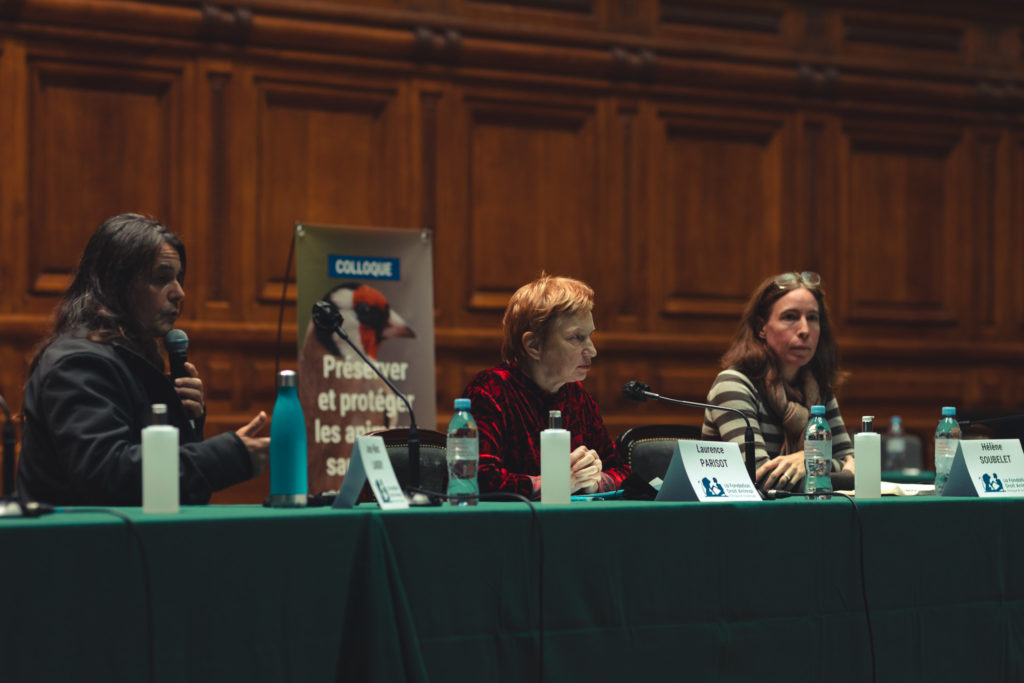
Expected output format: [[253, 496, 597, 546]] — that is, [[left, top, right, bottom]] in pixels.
[[164, 328, 189, 354]]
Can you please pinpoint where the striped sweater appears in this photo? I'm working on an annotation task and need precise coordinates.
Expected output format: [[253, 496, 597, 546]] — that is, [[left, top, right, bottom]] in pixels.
[[701, 368, 853, 468]]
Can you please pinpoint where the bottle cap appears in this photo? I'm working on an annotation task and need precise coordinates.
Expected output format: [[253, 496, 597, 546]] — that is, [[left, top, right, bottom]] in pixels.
[[151, 403, 168, 425], [454, 398, 471, 411], [861, 416, 874, 432], [548, 410, 562, 429], [810, 405, 825, 416], [941, 406, 956, 417], [277, 370, 298, 388]]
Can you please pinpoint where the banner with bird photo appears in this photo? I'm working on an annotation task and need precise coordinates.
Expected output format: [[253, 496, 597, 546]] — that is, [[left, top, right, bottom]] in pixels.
[[294, 223, 436, 495]]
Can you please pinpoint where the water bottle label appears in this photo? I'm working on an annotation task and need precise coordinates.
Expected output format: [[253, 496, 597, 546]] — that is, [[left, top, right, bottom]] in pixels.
[[804, 442, 832, 495], [447, 435, 479, 506]]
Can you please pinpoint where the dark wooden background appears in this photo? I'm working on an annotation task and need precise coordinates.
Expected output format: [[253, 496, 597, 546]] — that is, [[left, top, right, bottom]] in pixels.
[[2, 0, 1023, 502]]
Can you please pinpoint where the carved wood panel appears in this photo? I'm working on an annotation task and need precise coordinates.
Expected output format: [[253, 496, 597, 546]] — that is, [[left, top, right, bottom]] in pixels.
[[434, 86, 605, 325], [25, 55, 186, 309], [250, 73, 412, 315], [837, 118, 967, 330], [645, 103, 790, 329]]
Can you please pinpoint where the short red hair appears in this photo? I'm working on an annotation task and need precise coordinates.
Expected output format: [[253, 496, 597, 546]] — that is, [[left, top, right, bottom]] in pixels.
[[501, 274, 594, 364]]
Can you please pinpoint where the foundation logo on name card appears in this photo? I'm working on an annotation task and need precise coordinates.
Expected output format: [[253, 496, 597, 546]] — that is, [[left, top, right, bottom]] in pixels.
[[981, 473, 1006, 493], [699, 476, 727, 497], [328, 255, 400, 281]]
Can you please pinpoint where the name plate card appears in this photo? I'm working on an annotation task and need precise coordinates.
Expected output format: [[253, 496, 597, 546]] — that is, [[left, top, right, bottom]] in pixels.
[[333, 436, 409, 510], [656, 441, 761, 502], [942, 439, 1024, 498]]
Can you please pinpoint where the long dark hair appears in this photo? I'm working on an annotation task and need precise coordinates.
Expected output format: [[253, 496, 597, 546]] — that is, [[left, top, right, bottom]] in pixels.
[[721, 275, 841, 399], [29, 213, 185, 372]]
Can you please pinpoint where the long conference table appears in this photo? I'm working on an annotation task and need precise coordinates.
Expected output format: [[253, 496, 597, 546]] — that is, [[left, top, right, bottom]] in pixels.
[[1, 496, 1022, 683]]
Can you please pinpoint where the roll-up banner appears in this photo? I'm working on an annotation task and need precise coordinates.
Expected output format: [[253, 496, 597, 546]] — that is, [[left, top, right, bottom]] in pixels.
[[295, 224, 436, 495]]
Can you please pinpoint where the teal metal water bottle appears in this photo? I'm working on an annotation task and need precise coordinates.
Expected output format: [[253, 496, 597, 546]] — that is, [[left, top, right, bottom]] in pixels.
[[269, 370, 308, 507]]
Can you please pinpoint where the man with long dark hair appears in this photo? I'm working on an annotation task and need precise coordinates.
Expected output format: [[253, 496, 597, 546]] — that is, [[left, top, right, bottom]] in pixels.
[[18, 213, 269, 505]]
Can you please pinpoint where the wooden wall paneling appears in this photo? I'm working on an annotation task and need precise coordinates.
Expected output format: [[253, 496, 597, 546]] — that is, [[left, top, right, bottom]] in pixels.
[[449, 0, 601, 33], [1011, 131, 1024, 339], [837, 10, 967, 67], [25, 52, 188, 310], [414, 80, 442, 236], [599, 97, 642, 332], [967, 127, 1008, 336], [656, 0, 799, 51], [836, 116, 968, 332], [191, 60, 239, 324], [435, 85, 605, 323], [794, 115, 839, 286], [0, 39, 28, 318], [645, 102, 790, 332], [251, 70, 413, 316]]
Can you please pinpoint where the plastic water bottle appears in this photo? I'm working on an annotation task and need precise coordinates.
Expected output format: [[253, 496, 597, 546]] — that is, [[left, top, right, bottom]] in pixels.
[[934, 406, 961, 495], [883, 416, 906, 471], [269, 370, 308, 507], [854, 416, 881, 499], [446, 398, 479, 506], [142, 404, 179, 513], [804, 404, 832, 499]]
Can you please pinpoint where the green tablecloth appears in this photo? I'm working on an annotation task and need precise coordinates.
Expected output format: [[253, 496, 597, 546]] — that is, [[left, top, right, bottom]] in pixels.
[[1, 498, 1022, 682]]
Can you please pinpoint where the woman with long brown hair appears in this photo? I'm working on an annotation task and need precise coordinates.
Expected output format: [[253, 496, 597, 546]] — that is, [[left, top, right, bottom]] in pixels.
[[702, 272, 854, 491]]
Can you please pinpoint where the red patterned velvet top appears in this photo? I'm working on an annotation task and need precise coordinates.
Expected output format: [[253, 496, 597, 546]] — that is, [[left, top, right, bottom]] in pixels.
[[462, 362, 630, 498]]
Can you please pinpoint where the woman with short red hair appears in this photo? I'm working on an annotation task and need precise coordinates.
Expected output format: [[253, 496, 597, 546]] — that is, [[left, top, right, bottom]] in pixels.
[[462, 274, 629, 499]]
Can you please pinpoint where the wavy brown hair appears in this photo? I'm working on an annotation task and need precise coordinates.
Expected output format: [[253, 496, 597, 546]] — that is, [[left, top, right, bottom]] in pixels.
[[721, 274, 841, 399], [29, 213, 185, 373]]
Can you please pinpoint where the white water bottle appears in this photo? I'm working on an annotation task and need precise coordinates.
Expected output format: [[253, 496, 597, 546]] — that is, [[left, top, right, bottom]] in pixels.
[[854, 416, 881, 499], [540, 410, 570, 504], [142, 404, 179, 513], [804, 405, 832, 499]]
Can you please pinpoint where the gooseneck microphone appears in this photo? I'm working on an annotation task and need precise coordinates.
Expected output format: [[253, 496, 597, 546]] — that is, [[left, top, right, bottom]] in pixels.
[[311, 300, 422, 491], [622, 380, 758, 487], [164, 329, 189, 380]]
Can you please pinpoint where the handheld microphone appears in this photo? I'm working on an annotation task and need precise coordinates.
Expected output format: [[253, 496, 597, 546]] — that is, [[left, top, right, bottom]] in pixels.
[[165, 329, 189, 380], [622, 380, 758, 487], [311, 300, 423, 493]]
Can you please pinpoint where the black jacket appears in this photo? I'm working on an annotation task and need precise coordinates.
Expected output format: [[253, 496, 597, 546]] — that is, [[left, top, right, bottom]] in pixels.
[[18, 333, 253, 505]]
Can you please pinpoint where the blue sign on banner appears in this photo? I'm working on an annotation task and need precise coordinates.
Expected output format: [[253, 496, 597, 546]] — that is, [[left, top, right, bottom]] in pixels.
[[328, 255, 400, 281]]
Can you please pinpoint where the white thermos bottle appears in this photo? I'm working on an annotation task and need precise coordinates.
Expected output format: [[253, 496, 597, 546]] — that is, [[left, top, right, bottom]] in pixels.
[[540, 410, 571, 504], [142, 403, 179, 513], [854, 415, 881, 499]]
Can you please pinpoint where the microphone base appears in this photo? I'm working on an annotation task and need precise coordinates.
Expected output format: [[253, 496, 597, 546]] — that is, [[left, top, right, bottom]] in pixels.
[[0, 498, 54, 517], [406, 491, 443, 507], [0, 499, 24, 517]]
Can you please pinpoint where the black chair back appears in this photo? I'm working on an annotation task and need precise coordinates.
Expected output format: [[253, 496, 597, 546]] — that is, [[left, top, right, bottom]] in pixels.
[[617, 424, 703, 486], [369, 427, 448, 496]]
